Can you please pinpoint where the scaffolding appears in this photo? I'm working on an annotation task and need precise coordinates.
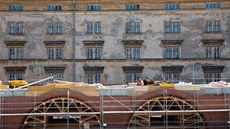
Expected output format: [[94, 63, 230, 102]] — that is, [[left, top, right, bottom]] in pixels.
[[0, 87, 230, 129]]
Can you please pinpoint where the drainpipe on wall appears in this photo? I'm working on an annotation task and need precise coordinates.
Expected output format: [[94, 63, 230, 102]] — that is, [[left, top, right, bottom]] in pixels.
[[72, 0, 76, 81]]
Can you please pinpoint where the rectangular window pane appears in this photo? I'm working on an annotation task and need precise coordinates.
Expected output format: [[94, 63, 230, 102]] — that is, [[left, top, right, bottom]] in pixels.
[[165, 21, 171, 33], [57, 23, 62, 34], [48, 24, 54, 34], [17, 23, 23, 34], [126, 73, 132, 83], [86, 73, 93, 84], [125, 48, 132, 59], [126, 4, 139, 10], [9, 48, 15, 59], [214, 46, 220, 58], [165, 4, 180, 10], [95, 48, 101, 59], [126, 22, 132, 34], [205, 21, 212, 33], [9, 22, 15, 34], [133, 48, 140, 60], [95, 73, 101, 83], [134, 73, 140, 82], [48, 48, 54, 59], [213, 20, 220, 32], [205, 47, 212, 58], [205, 3, 221, 9], [173, 47, 179, 59], [87, 48, 93, 59], [87, 22, 93, 34], [16, 48, 23, 59], [173, 21, 180, 33], [134, 22, 140, 33], [164, 47, 172, 58], [56, 48, 62, 59], [95, 22, 101, 34]]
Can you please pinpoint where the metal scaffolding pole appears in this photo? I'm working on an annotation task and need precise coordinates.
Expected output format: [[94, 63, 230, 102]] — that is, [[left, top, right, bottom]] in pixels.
[[100, 90, 104, 129], [67, 90, 70, 129], [229, 93, 230, 129], [0, 92, 3, 129]]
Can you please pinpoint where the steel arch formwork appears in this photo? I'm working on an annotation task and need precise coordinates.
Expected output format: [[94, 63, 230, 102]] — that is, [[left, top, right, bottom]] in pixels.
[[128, 96, 206, 129], [22, 97, 100, 129]]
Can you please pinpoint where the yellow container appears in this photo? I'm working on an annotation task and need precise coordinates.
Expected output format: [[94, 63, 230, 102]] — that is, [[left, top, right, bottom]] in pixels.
[[159, 83, 175, 88], [8, 80, 28, 88]]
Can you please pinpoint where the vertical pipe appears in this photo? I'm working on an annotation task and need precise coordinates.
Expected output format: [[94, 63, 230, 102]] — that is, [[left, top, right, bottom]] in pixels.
[[0, 92, 3, 129], [67, 90, 70, 129], [100, 90, 104, 129], [132, 88, 136, 129], [72, 0, 76, 81]]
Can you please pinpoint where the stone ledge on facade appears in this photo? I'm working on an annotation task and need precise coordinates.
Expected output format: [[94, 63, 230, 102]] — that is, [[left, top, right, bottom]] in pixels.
[[4, 40, 27, 46]]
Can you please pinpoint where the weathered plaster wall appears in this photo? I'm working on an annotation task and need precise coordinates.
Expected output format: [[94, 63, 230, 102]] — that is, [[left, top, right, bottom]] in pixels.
[[0, 9, 229, 84]]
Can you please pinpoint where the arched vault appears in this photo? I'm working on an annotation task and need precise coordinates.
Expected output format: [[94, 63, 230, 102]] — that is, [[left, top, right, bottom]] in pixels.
[[128, 96, 206, 129], [22, 97, 100, 129]]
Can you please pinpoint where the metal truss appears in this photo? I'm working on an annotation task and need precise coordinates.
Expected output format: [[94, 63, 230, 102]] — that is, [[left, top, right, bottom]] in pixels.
[[22, 97, 100, 129], [128, 96, 206, 129]]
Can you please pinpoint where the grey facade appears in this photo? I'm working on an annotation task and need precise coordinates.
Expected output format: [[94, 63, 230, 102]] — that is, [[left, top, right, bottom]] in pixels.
[[0, 0, 230, 85]]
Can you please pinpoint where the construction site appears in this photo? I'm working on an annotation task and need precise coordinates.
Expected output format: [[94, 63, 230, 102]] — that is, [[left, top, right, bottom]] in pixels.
[[0, 78, 230, 129], [0, 0, 229, 128]]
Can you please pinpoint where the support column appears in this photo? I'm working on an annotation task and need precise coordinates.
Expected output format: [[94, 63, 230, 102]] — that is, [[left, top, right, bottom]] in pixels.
[[100, 90, 104, 129]]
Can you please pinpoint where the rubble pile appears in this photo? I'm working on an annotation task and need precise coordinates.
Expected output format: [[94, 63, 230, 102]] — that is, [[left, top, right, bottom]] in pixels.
[[206, 81, 230, 88]]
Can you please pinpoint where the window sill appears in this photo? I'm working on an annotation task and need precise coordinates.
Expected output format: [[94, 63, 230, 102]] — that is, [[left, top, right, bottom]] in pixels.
[[8, 33, 25, 36]]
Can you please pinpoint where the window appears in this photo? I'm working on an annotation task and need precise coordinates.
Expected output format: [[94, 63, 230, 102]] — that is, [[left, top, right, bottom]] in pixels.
[[126, 4, 139, 10], [125, 47, 140, 60], [164, 46, 180, 59], [126, 72, 141, 83], [8, 73, 23, 80], [165, 4, 180, 10], [205, 46, 220, 58], [8, 6, 23, 11], [8, 47, 23, 59], [94, 22, 101, 34], [48, 73, 63, 81], [45, 66, 65, 82], [47, 23, 62, 34], [164, 21, 180, 33], [162, 66, 183, 83], [87, 47, 102, 59], [86, 5, 101, 11], [86, 22, 101, 34], [165, 72, 180, 83], [83, 66, 104, 84], [47, 47, 63, 59], [86, 73, 101, 84], [48, 6, 61, 11], [122, 66, 143, 83], [205, 3, 221, 9], [202, 39, 224, 59], [87, 22, 93, 34], [205, 73, 221, 84], [8, 22, 24, 35], [205, 20, 220, 33], [5, 67, 26, 81], [125, 21, 140, 34], [202, 66, 224, 84]]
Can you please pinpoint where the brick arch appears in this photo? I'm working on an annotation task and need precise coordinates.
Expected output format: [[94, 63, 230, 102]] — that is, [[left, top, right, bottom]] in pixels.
[[128, 88, 206, 129], [21, 89, 100, 129], [136, 88, 196, 106]]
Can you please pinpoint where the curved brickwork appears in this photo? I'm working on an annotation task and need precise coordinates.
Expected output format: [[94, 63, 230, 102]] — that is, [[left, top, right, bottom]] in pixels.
[[0, 89, 229, 129]]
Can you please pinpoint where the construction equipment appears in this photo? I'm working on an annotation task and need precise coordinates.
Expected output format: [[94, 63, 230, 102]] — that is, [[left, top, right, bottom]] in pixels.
[[8, 80, 28, 89], [12, 76, 53, 90]]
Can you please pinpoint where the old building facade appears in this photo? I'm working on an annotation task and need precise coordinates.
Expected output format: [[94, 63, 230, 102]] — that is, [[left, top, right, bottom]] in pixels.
[[0, 0, 229, 85]]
